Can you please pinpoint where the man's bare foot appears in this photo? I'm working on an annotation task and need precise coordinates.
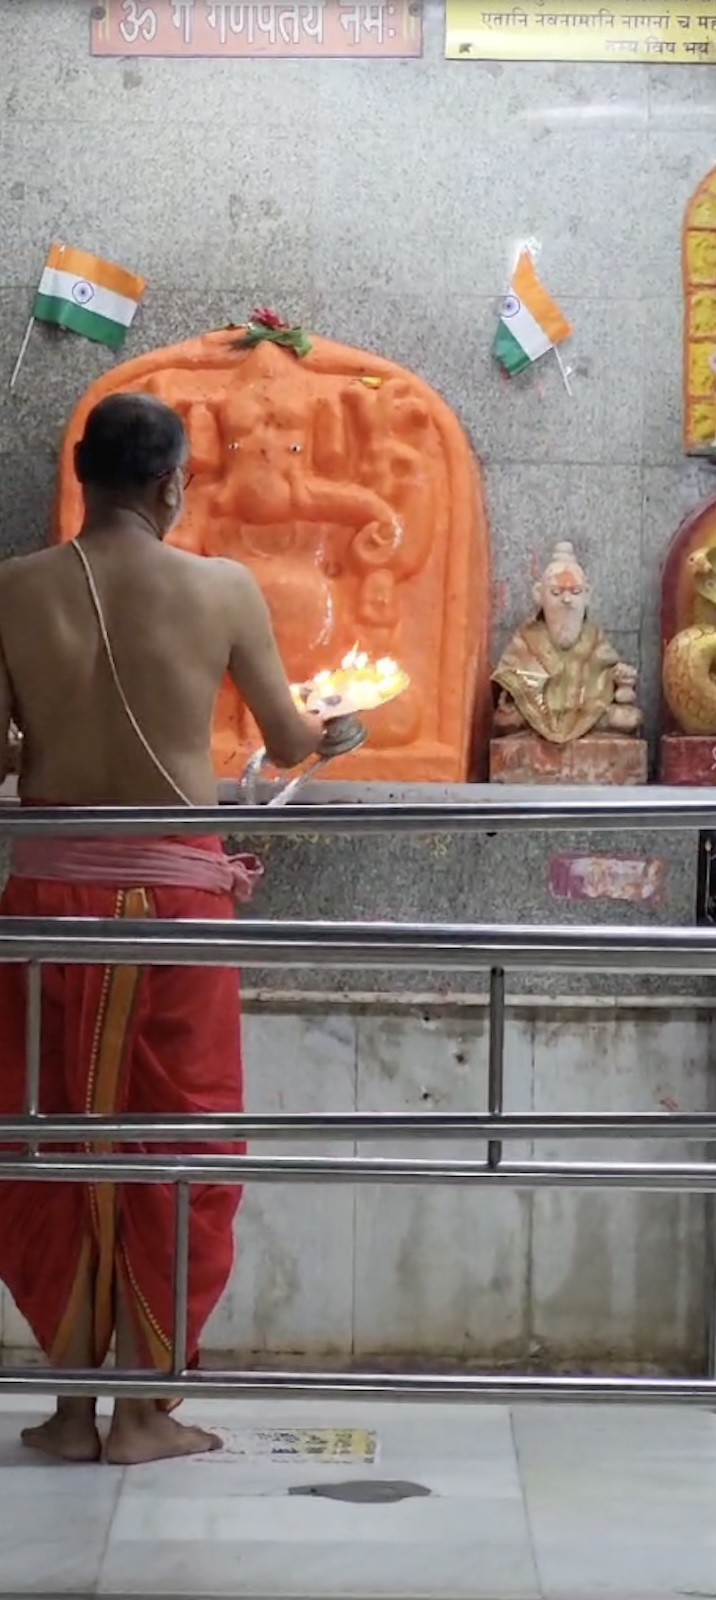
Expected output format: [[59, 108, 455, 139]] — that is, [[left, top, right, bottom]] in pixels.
[[21, 1412, 101, 1464], [105, 1405, 222, 1465]]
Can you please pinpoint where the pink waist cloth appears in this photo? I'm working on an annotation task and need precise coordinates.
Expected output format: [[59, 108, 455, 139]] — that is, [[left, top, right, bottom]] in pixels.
[[9, 837, 264, 904]]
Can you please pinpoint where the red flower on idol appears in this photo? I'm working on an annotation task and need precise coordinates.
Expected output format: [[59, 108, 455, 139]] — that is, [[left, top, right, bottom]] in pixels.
[[251, 307, 287, 330]]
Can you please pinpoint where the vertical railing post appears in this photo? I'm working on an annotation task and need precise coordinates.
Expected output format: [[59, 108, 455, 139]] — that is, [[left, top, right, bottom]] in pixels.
[[172, 1181, 190, 1374], [707, 1252, 716, 1380], [487, 967, 505, 1170], [704, 1011, 716, 1378], [24, 961, 42, 1154]]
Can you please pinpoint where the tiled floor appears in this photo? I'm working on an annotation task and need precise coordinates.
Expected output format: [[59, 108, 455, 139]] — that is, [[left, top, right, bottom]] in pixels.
[[0, 1395, 715, 1597]]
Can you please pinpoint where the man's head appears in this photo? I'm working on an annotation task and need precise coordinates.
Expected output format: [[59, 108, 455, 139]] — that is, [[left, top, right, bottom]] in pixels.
[[74, 393, 188, 538], [534, 540, 589, 649]]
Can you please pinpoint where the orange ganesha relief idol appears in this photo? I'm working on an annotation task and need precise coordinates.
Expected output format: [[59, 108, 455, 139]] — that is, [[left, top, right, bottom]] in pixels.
[[54, 316, 489, 782]]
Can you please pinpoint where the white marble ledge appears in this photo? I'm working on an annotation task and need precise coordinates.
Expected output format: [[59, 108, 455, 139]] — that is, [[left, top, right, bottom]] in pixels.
[[217, 777, 716, 813]]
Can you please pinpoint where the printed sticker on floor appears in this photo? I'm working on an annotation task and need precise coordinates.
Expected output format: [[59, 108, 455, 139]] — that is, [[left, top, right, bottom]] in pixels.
[[192, 1427, 379, 1464]]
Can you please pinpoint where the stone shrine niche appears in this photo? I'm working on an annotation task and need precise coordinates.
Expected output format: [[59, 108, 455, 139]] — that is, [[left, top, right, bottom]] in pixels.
[[54, 330, 489, 782], [683, 166, 716, 458], [660, 495, 716, 784]]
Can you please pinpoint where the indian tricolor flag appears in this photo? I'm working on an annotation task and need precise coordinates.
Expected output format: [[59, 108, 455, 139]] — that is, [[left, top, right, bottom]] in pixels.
[[33, 244, 146, 351], [493, 252, 572, 377]]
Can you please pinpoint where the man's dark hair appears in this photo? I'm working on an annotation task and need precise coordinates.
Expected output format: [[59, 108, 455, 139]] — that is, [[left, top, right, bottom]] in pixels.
[[75, 393, 186, 492]]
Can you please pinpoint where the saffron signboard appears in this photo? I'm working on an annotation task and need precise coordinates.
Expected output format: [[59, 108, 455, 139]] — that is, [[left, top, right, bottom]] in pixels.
[[91, 1, 423, 57], [445, 0, 716, 63], [548, 854, 666, 903]]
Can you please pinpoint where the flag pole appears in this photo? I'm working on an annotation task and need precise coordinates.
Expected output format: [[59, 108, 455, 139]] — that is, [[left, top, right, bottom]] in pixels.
[[553, 344, 573, 397], [9, 314, 35, 392]]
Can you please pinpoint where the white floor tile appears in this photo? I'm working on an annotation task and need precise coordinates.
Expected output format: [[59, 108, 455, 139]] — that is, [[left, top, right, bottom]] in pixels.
[[0, 1398, 712, 1597], [0, 1410, 122, 1489], [514, 1404, 716, 1598], [0, 1459, 122, 1499], [530, 1523, 716, 1600], [100, 1398, 538, 1596], [0, 1537, 109, 1594], [110, 1487, 528, 1544], [0, 1405, 121, 1591], [98, 1534, 539, 1598]]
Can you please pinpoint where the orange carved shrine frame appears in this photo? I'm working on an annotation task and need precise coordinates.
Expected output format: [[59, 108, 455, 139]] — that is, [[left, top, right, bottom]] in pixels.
[[54, 329, 490, 782], [683, 165, 716, 457]]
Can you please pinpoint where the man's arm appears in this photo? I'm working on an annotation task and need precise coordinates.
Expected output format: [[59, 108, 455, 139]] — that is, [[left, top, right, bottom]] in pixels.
[[226, 565, 324, 769], [0, 639, 14, 784]]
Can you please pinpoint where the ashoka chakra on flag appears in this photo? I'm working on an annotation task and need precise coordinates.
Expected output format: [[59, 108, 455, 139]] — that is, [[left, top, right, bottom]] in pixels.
[[71, 280, 95, 306]]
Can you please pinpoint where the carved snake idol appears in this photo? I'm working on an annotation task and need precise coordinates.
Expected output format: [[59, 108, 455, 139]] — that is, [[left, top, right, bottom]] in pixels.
[[662, 546, 716, 734]]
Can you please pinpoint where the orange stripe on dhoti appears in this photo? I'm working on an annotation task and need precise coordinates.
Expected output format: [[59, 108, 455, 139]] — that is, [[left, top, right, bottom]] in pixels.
[[0, 838, 243, 1372]]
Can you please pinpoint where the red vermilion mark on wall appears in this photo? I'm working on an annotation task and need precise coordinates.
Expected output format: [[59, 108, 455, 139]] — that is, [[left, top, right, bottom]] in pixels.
[[548, 854, 666, 904]]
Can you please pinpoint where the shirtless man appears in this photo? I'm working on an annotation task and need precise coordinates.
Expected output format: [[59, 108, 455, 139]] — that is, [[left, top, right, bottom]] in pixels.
[[0, 392, 324, 1464]]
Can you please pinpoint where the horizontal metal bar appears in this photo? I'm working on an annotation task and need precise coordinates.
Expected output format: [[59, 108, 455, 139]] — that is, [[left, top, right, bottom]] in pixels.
[[0, 1366, 713, 1405], [1, 916, 716, 972], [0, 1111, 713, 1142], [1, 794, 716, 837], [2, 1152, 716, 1188]]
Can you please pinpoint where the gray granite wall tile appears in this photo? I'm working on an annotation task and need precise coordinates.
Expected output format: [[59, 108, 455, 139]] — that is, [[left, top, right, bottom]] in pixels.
[[313, 291, 646, 471], [485, 466, 643, 636], [643, 465, 716, 604], [0, 453, 56, 556], [647, 64, 716, 128], [234, 815, 702, 999], [642, 296, 683, 469], [0, 123, 319, 297], [646, 129, 716, 299]]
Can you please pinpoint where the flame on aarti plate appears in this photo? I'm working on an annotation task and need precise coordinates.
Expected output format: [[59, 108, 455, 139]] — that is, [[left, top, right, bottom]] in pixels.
[[291, 647, 410, 717]]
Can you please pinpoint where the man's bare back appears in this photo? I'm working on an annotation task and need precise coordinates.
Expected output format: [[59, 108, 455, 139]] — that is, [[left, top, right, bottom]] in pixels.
[[0, 392, 328, 1470], [0, 530, 319, 805]]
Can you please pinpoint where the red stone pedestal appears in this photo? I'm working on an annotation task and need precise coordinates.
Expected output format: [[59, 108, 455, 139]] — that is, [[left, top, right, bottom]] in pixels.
[[490, 733, 648, 785], [660, 734, 716, 785]]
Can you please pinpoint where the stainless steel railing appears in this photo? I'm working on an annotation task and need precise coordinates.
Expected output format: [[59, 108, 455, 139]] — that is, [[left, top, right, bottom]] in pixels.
[[2, 917, 716, 968], [0, 796, 714, 1407], [0, 792, 714, 834]]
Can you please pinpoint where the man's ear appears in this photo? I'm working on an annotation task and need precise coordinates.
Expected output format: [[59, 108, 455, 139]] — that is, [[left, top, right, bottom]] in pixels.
[[159, 469, 181, 516]]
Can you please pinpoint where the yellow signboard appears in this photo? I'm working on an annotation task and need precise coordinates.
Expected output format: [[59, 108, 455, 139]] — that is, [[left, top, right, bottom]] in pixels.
[[445, 0, 716, 61], [190, 1427, 379, 1464]]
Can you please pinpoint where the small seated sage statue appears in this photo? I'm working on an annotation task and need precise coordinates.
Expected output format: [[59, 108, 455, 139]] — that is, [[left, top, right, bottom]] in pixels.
[[492, 541, 642, 744], [489, 542, 646, 785]]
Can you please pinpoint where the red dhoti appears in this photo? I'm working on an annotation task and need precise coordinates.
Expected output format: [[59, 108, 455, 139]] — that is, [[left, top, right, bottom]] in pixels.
[[0, 835, 255, 1372]]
